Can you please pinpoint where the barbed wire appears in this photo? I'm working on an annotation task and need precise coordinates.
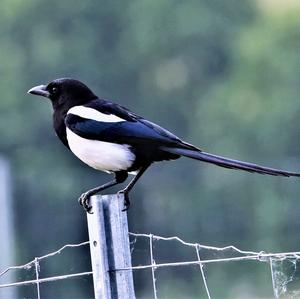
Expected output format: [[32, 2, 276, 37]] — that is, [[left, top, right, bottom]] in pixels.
[[0, 241, 91, 292], [1, 234, 300, 298], [0, 241, 89, 278], [128, 233, 300, 299]]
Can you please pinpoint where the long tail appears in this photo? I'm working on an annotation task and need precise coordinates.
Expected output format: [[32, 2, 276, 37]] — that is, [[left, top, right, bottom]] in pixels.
[[161, 147, 300, 177]]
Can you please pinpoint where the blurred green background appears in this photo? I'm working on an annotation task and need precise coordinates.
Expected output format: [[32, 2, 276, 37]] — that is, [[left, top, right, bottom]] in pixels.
[[1, 0, 300, 298]]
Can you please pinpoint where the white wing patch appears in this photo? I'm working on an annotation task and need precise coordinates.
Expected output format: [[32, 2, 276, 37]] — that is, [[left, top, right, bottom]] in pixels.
[[67, 106, 126, 123], [66, 128, 135, 172]]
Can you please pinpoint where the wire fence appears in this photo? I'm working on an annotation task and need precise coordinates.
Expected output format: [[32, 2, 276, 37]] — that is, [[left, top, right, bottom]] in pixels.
[[1, 232, 300, 298], [129, 233, 300, 299], [0, 241, 91, 291]]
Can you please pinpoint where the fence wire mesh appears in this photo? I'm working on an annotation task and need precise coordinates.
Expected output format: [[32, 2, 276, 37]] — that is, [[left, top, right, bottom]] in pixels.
[[1, 233, 300, 298], [0, 241, 91, 293]]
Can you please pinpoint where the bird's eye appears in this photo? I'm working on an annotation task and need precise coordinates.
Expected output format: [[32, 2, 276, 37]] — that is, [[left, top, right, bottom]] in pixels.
[[51, 87, 58, 94]]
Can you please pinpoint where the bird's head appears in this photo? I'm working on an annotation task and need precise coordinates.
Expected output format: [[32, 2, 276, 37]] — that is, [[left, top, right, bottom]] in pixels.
[[28, 78, 97, 110]]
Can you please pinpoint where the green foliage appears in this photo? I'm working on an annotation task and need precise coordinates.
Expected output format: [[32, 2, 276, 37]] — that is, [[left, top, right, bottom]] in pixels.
[[1, 0, 300, 297]]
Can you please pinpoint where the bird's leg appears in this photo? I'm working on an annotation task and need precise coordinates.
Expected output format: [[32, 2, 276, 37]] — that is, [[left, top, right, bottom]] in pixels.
[[118, 164, 150, 211], [79, 171, 128, 213]]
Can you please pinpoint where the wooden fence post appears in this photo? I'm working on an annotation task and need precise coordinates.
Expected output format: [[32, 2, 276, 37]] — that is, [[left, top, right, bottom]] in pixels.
[[87, 194, 136, 299]]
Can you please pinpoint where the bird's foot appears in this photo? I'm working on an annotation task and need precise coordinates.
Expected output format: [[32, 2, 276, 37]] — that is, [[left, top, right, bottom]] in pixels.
[[118, 190, 131, 212], [78, 192, 93, 214]]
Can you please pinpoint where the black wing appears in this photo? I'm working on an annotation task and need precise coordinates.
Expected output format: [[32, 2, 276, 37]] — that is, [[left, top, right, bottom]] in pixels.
[[66, 99, 195, 149], [65, 113, 186, 148]]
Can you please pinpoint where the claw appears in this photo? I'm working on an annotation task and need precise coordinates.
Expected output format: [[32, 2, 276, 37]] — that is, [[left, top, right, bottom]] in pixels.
[[118, 191, 131, 212], [78, 192, 93, 214]]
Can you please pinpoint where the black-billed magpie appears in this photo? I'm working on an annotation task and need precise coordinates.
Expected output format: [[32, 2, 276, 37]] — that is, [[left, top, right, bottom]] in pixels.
[[28, 78, 300, 213]]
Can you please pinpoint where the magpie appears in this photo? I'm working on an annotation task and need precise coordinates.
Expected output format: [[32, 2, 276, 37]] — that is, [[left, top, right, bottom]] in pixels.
[[28, 78, 300, 213]]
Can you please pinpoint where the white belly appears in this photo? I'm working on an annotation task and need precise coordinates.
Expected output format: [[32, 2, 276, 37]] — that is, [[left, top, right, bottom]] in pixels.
[[66, 128, 135, 172]]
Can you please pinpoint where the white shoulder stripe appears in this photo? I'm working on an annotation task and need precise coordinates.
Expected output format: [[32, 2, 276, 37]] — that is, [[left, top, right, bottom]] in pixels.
[[67, 106, 126, 123]]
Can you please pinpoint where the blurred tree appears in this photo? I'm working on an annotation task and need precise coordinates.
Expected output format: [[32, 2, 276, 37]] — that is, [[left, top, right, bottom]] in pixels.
[[188, 8, 300, 297], [2, 0, 300, 298]]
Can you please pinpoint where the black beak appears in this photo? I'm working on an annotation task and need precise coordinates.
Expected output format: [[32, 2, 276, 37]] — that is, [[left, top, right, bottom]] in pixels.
[[27, 85, 50, 98]]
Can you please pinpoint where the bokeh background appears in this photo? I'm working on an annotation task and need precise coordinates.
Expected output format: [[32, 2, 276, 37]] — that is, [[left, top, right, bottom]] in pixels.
[[1, 0, 300, 298]]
